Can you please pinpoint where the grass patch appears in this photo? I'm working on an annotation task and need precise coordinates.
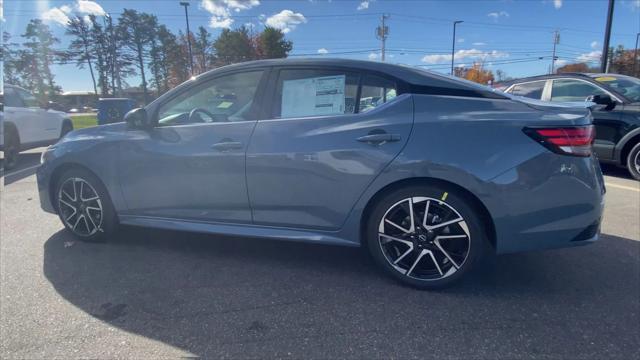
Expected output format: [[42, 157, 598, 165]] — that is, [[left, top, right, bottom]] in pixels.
[[70, 115, 98, 129]]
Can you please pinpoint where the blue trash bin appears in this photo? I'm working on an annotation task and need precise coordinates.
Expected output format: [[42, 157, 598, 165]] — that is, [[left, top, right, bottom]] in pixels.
[[97, 98, 136, 125]]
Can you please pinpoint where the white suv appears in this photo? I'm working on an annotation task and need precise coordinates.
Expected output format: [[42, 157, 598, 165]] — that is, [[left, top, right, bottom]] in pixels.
[[1, 85, 73, 170]]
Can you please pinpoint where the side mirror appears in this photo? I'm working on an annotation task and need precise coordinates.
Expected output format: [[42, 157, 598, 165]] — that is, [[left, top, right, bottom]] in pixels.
[[124, 108, 151, 129], [587, 94, 615, 109]]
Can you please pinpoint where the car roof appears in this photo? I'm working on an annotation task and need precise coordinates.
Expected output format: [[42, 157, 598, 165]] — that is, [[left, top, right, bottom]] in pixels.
[[195, 58, 504, 97], [498, 72, 631, 87]]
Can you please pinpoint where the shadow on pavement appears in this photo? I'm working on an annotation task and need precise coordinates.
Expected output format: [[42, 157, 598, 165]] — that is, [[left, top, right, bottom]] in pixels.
[[3, 152, 42, 185], [601, 163, 634, 181], [42, 227, 640, 358]]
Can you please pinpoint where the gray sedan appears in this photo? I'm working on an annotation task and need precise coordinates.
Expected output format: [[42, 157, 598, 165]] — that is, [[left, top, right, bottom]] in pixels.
[[36, 58, 605, 288]]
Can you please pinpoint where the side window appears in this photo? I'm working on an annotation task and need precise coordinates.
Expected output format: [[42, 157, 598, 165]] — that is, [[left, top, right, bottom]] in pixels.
[[157, 70, 264, 126], [550, 79, 606, 102], [16, 88, 39, 108], [509, 81, 545, 100], [359, 75, 397, 113], [275, 69, 359, 119], [4, 88, 24, 107]]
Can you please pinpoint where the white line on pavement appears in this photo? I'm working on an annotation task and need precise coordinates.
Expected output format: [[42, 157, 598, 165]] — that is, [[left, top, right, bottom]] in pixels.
[[606, 182, 640, 192]]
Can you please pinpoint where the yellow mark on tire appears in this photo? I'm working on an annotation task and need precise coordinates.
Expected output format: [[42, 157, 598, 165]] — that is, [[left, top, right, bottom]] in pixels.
[[441, 192, 449, 201]]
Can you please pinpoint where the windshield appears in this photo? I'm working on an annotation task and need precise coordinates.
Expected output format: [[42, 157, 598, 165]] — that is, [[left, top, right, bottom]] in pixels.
[[593, 75, 640, 103]]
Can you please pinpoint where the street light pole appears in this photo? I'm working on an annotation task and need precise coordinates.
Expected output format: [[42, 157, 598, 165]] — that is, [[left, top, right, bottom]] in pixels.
[[600, 0, 614, 73], [633, 32, 639, 77], [180, 1, 194, 75], [451, 20, 463, 76]]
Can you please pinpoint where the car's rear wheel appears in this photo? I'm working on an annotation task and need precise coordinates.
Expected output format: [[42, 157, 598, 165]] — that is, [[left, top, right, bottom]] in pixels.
[[626, 142, 640, 181], [55, 168, 117, 242], [366, 185, 486, 289], [2, 125, 20, 171]]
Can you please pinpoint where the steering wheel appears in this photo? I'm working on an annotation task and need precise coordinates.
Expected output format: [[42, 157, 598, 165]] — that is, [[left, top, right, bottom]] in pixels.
[[188, 108, 218, 123]]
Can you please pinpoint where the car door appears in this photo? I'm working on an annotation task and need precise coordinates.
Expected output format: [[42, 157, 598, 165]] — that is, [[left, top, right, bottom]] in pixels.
[[117, 69, 268, 223], [246, 68, 414, 230], [548, 78, 623, 161], [14, 87, 59, 142], [3, 87, 40, 145]]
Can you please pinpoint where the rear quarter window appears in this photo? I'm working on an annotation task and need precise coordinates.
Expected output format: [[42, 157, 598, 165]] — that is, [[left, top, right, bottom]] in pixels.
[[509, 81, 546, 100]]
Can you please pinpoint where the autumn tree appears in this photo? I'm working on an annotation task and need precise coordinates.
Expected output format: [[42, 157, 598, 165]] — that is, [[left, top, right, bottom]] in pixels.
[[556, 62, 597, 74], [457, 62, 494, 84], [214, 26, 255, 65]]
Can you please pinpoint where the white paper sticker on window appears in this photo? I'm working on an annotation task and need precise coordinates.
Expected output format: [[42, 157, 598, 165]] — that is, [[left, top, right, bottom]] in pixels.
[[281, 75, 346, 118]]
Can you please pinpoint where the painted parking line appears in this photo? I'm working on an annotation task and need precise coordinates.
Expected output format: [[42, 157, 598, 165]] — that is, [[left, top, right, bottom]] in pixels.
[[605, 182, 640, 192]]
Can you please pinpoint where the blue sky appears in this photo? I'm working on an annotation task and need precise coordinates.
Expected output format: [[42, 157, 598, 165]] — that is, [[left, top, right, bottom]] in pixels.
[[3, 0, 640, 91]]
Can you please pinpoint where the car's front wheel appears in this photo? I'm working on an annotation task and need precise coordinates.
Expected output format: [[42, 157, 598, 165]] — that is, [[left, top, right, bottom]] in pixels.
[[55, 168, 118, 242], [626, 142, 640, 181], [367, 185, 487, 289]]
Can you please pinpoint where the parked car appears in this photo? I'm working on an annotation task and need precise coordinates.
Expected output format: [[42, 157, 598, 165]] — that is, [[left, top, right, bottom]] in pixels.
[[1, 85, 74, 170], [36, 59, 605, 289], [499, 73, 640, 180]]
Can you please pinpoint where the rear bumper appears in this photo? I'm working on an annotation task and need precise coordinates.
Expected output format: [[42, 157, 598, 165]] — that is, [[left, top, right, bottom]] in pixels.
[[485, 152, 605, 254]]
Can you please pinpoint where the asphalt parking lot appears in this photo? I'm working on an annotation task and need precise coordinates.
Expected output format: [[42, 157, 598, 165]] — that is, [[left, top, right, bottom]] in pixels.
[[1, 149, 639, 359]]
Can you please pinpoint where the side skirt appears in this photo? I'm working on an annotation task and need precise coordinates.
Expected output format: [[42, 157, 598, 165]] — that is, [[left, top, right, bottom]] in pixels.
[[118, 215, 360, 247]]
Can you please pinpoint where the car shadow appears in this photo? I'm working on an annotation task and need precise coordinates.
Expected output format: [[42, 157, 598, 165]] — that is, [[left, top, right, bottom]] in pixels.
[[601, 163, 634, 181], [42, 228, 640, 357], [3, 152, 42, 185]]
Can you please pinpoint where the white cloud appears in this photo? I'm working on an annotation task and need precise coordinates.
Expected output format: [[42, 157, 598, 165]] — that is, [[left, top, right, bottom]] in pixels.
[[631, 0, 640, 11], [317, 48, 329, 54], [357, 1, 370, 10], [42, 8, 71, 26], [472, 42, 487, 46], [41, 1, 106, 26], [201, 0, 260, 29], [368, 52, 378, 60], [76, 1, 105, 16], [265, 10, 307, 33], [1, 0, 5, 22], [422, 49, 509, 64], [590, 41, 599, 49], [554, 0, 563, 9], [457, 38, 465, 43], [487, 11, 509, 21], [577, 50, 602, 63]]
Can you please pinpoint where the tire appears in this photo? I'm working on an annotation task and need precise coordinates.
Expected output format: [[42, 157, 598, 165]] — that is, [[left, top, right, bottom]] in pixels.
[[2, 124, 20, 171], [366, 184, 487, 289], [54, 168, 118, 242], [60, 121, 73, 138], [626, 142, 640, 181]]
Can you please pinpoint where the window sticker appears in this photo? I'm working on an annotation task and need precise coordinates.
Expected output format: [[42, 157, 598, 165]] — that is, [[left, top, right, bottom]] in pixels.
[[595, 76, 616, 82], [281, 75, 346, 118], [217, 101, 234, 109]]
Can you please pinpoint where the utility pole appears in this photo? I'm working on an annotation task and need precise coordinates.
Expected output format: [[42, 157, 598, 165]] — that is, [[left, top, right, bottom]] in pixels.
[[633, 32, 639, 77], [180, 1, 195, 74], [451, 20, 463, 76], [376, 14, 389, 62], [550, 30, 560, 74], [601, 0, 614, 73]]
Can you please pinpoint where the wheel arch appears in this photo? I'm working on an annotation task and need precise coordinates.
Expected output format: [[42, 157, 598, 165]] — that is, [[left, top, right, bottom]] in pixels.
[[359, 177, 497, 250], [618, 131, 640, 167], [3, 121, 20, 145], [60, 118, 74, 136]]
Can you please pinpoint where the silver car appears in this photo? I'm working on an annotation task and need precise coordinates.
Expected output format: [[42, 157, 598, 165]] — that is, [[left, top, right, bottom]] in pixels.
[[37, 59, 605, 288]]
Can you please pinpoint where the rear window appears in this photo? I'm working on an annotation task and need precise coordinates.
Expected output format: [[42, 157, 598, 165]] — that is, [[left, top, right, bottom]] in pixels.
[[509, 81, 546, 100]]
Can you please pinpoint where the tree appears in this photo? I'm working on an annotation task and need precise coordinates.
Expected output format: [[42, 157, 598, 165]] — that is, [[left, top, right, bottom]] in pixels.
[[609, 45, 638, 77], [256, 27, 292, 59], [2, 32, 22, 86], [193, 26, 215, 74], [65, 16, 98, 95], [117, 9, 158, 103], [456, 62, 494, 84], [213, 26, 255, 65], [19, 19, 61, 101], [556, 62, 597, 74]]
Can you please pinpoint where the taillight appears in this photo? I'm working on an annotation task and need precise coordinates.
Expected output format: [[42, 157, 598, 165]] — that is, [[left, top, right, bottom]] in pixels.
[[523, 125, 595, 157]]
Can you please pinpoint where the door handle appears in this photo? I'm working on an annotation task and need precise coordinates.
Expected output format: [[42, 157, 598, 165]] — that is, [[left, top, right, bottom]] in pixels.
[[211, 141, 243, 151], [356, 133, 401, 145]]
